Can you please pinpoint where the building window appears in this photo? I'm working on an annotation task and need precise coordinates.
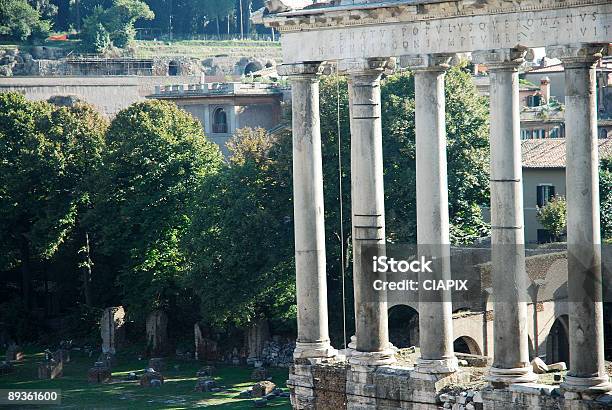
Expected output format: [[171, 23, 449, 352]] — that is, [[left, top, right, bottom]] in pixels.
[[537, 184, 555, 207], [550, 127, 559, 138], [212, 107, 227, 133], [527, 94, 542, 107]]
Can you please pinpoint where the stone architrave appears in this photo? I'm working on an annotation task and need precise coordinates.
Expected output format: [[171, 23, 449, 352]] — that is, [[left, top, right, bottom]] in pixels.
[[269, 3, 612, 63], [146, 310, 169, 356], [100, 306, 125, 354]]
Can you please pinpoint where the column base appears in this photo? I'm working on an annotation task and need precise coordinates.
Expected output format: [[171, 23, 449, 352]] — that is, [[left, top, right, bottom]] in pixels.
[[561, 374, 612, 394], [487, 366, 538, 386], [293, 341, 337, 360], [416, 356, 459, 374], [347, 349, 396, 366]]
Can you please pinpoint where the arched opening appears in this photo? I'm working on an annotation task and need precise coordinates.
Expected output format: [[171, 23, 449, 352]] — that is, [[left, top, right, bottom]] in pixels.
[[212, 107, 227, 134], [453, 336, 482, 355], [387, 305, 419, 348], [244, 61, 263, 75], [168, 60, 179, 76], [547, 315, 569, 364]]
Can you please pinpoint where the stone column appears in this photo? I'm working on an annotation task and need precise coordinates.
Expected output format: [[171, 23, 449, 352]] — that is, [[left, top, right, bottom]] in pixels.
[[339, 58, 395, 366], [473, 48, 537, 385], [546, 43, 611, 394], [278, 63, 336, 360], [401, 53, 458, 374]]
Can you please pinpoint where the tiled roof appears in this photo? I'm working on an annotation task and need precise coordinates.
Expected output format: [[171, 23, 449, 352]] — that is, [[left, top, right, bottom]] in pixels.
[[522, 137, 612, 168]]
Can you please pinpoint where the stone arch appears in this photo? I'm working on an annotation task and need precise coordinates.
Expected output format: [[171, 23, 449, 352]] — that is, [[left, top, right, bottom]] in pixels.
[[546, 314, 569, 364], [244, 61, 263, 75], [453, 335, 482, 355], [168, 60, 179, 76], [387, 304, 419, 348]]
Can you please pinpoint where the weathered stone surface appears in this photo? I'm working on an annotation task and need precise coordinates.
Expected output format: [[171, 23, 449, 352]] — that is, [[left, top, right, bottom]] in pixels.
[[252, 381, 276, 398], [87, 365, 111, 383], [273, 4, 612, 63], [194, 377, 216, 392], [146, 310, 169, 357], [194, 323, 220, 361], [139, 369, 164, 387], [38, 360, 63, 379], [100, 306, 125, 354], [97, 352, 115, 369], [547, 362, 567, 372], [531, 357, 549, 374], [455, 353, 491, 368], [53, 349, 70, 364]]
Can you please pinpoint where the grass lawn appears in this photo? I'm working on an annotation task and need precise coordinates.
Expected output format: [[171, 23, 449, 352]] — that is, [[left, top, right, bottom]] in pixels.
[[0, 347, 291, 409]]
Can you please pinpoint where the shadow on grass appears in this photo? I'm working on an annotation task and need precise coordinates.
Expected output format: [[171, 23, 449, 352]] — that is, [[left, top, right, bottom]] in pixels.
[[0, 348, 291, 409]]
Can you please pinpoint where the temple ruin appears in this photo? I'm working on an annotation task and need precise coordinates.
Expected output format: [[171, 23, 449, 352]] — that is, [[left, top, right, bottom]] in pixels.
[[259, 0, 612, 408]]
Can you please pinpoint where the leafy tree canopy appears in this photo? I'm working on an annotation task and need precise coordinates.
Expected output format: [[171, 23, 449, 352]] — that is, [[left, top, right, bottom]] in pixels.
[[0, 0, 51, 41], [93, 100, 223, 320], [81, 0, 154, 51]]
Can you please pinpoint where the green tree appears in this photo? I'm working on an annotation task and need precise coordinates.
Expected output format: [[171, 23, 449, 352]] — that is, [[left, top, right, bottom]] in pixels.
[[94, 100, 222, 321], [0, 0, 51, 41], [536, 195, 567, 241], [92, 23, 111, 53], [45, 102, 108, 306], [81, 0, 153, 51], [0, 94, 105, 312], [184, 127, 295, 329]]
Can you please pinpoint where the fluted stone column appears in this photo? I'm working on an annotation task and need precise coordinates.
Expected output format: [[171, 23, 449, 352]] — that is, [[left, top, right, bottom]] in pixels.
[[339, 58, 395, 366], [473, 48, 537, 385], [546, 43, 611, 394], [401, 53, 458, 374], [278, 63, 336, 360]]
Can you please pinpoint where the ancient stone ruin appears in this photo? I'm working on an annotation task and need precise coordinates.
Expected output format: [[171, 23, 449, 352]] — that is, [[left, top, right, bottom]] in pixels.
[[259, 0, 612, 408], [146, 310, 169, 356], [100, 306, 125, 354]]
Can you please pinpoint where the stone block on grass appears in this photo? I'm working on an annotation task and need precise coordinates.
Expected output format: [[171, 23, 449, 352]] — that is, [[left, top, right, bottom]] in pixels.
[[87, 363, 111, 383], [252, 380, 276, 398], [140, 369, 164, 387]]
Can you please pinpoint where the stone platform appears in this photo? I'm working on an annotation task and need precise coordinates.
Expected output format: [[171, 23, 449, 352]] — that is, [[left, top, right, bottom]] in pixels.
[[287, 360, 612, 410]]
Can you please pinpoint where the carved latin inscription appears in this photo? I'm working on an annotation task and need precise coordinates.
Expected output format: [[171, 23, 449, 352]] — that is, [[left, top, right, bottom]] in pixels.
[[281, 4, 612, 63]]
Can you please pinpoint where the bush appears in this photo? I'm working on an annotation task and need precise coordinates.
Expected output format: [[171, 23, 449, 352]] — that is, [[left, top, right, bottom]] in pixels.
[[537, 196, 567, 241]]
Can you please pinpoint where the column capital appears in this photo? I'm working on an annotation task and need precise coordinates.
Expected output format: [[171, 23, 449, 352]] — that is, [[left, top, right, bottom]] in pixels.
[[472, 47, 533, 71], [399, 53, 458, 72], [277, 62, 324, 77], [337, 57, 395, 76], [546, 43, 609, 67]]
